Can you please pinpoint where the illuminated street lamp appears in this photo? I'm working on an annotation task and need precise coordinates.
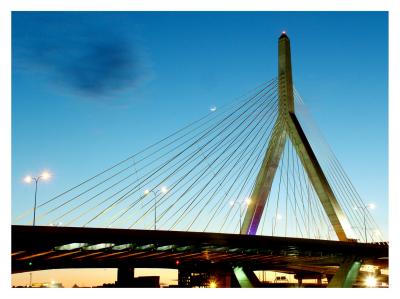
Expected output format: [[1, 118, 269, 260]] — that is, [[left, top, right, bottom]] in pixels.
[[144, 186, 169, 230], [209, 280, 217, 288], [355, 203, 375, 243], [271, 213, 282, 236], [23, 170, 52, 226], [365, 275, 377, 288], [230, 198, 251, 234]]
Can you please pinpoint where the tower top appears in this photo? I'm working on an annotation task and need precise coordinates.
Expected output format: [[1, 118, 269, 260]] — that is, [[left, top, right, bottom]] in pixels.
[[279, 31, 289, 39]]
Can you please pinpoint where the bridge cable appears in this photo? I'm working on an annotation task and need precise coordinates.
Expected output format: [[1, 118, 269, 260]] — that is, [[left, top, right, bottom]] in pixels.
[[14, 78, 277, 223], [185, 101, 279, 231], [216, 108, 284, 234], [130, 88, 279, 229], [79, 82, 277, 226], [94, 82, 279, 228]]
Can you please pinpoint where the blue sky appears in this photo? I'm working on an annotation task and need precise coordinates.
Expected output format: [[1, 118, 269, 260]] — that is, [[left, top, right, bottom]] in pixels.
[[12, 11, 388, 238]]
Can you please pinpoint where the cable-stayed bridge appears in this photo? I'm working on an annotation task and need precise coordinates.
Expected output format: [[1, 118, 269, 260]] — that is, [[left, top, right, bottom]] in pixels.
[[12, 33, 388, 288]]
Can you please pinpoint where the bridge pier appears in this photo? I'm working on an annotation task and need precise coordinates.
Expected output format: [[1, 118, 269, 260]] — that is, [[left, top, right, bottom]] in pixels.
[[317, 276, 322, 285], [327, 257, 362, 288], [294, 273, 324, 287], [297, 277, 303, 287], [116, 266, 135, 287]]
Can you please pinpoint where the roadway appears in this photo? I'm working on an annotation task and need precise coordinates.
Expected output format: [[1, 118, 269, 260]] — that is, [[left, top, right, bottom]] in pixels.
[[12, 225, 388, 278]]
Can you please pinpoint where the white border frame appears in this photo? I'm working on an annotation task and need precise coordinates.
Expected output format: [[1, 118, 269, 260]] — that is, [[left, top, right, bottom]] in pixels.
[[1, 1, 398, 296]]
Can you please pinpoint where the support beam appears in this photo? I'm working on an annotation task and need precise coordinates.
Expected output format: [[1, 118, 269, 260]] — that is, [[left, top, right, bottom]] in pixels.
[[286, 113, 353, 241], [297, 277, 303, 287], [317, 277, 322, 285], [241, 123, 286, 234], [327, 257, 362, 288], [233, 267, 261, 288]]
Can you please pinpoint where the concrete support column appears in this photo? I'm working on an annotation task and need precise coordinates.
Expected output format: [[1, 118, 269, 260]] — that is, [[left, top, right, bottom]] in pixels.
[[117, 266, 135, 287], [223, 271, 232, 288], [317, 277, 322, 285], [327, 257, 362, 288], [297, 277, 303, 287], [233, 267, 262, 288]]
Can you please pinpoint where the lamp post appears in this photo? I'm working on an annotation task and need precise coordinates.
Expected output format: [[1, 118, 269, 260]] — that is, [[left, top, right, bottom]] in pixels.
[[271, 213, 282, 236], [23, 170, 52, 226], [355, 203, 375, 243], [230, 198, 251, 234], [144, 186, 168, 230]]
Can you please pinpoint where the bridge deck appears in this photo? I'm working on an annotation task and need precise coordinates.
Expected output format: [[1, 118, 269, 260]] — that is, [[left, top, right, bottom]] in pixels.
[[12, 225, 388, 275]]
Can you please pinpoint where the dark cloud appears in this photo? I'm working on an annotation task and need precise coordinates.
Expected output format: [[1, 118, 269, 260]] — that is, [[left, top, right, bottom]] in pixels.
[[58, 40, 143, 96], [13, 13, 151, 101]]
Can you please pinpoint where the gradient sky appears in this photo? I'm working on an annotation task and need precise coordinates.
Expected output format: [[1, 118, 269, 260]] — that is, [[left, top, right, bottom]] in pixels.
[[11, 11, 388, 286]]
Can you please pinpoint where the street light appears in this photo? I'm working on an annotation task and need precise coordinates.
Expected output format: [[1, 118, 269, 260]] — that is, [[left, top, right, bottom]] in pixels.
[[230, 198, 251, 234], [365, 275, 377, 288], [355, 203, 375, 243], [271, 213, 282, 236], [209, 280, 217, 288], [23, 170, 52, 226], [144, 186, 168, 230]]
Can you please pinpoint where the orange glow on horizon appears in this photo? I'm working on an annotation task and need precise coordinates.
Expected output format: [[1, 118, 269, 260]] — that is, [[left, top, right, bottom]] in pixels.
[[12, 268, 178, 288]]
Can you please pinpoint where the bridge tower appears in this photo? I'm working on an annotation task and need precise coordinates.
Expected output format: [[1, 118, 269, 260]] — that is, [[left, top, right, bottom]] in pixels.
[[240, 32, 355, 241]]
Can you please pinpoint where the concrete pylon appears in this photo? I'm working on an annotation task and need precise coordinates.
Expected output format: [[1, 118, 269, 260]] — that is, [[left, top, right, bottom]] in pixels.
[[233, 266, 262, 288], [327, 257, 362, 288], [116, 266, 135, 287], [241, 32, 354, 241]]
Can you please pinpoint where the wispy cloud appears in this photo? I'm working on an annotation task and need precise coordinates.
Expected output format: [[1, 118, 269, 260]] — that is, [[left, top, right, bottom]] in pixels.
[[13, 13, 152, 102]]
